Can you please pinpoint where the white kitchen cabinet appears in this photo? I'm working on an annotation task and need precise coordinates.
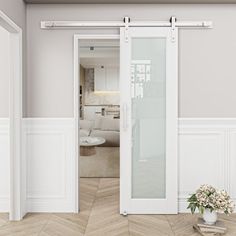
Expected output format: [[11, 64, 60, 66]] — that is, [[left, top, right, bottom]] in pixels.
[[94, 67, 119, 92], [106, 68, 119, 91], [94, 67, 106, 91]]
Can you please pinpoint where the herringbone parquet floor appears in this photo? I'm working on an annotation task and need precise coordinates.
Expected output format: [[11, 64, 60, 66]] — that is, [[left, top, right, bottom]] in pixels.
[[0, 178, 236, 236]]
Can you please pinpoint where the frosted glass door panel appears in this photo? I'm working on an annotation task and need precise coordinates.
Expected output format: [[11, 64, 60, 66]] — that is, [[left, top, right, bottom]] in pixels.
[[131, 38, 166, 199], [120, 27, 178, 214]]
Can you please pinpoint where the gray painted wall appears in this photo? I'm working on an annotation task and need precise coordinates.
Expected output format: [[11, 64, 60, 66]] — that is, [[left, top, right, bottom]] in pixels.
[[0, 0, 26, 29], [0, 0, 26, 117], [26, 4, 236, 117], [0, 26, 10, 117]]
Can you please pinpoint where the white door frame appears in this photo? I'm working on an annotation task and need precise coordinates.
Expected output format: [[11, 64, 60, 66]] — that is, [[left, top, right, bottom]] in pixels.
[[73, 34, 119, 212], [0, 11, 23, 220]]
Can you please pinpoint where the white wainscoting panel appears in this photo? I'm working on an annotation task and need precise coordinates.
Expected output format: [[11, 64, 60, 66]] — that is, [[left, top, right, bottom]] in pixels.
[[0, 118, 234, 213], [23, 118, 75, 212], [178, 118, 236, 212], [0, 118, 10, 212]]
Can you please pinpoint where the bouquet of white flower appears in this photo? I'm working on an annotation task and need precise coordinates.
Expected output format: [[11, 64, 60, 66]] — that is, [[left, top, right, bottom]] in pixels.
[[187, 184, 235, 215]]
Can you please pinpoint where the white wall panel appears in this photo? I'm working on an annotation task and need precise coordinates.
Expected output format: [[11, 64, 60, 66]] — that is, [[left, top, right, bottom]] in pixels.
[[26, 133, 66, 198], [0, 119, 9, 212], [22, 118, 236, 212], [178, 130, 226, 212], [179, 131, 225, 195], [23, 118, 75, 212], [178, 118, 236, 212], [0, 118, 235, 213]]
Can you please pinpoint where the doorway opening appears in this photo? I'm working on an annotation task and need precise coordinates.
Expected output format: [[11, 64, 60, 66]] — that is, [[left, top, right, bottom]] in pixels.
[[74, 28, 178, 215], [77, 36, 121, 216]]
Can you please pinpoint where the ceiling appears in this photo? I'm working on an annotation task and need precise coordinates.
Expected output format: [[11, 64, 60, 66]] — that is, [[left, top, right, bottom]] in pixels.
[[24, 0, 236, 4], [79, 42, 119, 68]]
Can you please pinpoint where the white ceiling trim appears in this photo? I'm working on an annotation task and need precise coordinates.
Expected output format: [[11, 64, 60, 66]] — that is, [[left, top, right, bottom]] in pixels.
[[24, 0, 236, 4]]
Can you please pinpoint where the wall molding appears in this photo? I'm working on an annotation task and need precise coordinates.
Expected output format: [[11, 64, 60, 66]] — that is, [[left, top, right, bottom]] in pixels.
[[179, 118, 236, 127], [0, 118, 10, 137], [1, 117, 236, 213], [22, 118, 75, 212], [178, 118, 236, 212], [22, 118, 236, 213]]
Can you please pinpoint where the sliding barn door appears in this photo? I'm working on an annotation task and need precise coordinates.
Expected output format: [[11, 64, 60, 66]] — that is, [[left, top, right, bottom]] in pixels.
[[120, 27, 178, 214]]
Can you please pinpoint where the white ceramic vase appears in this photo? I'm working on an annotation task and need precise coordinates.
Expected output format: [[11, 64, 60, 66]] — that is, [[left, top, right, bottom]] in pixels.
[[202, 208, 218, 225]]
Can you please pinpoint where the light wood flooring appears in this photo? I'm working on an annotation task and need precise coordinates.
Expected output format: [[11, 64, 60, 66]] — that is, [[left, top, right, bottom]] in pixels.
[[0, 178, 236, 236]]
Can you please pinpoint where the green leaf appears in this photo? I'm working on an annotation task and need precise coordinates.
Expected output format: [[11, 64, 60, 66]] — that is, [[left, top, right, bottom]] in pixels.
[[191, 205, 196, 214]]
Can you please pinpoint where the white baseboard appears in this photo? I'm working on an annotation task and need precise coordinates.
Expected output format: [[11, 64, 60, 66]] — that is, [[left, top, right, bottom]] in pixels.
[[178, 198, 189, 213], [0, 198, 10, 213]]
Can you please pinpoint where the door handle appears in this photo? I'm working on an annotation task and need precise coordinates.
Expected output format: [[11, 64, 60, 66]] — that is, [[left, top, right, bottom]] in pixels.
[[123, 103, 128, 131]]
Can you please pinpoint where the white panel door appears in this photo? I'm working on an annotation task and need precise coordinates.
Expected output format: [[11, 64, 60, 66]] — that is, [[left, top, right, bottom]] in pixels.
[[120, 27, 178, 214]]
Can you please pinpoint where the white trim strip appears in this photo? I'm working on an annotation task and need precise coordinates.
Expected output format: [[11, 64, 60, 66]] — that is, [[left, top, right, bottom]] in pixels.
[[0, 11, 21, 33]]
